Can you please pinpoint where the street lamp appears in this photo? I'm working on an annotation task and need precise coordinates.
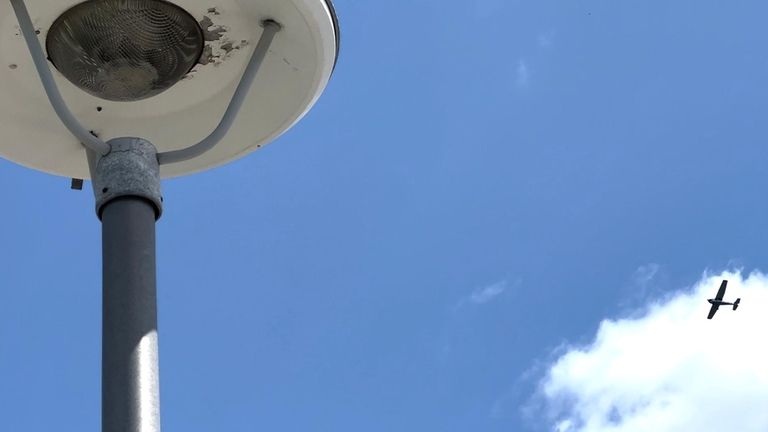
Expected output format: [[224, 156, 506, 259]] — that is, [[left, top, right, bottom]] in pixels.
[[0, 0, 339, 431]]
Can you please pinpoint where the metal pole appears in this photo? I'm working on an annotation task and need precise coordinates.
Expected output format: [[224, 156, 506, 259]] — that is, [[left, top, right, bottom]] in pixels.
[[90, 138, 164, 432], [102, 197, 160, 432]]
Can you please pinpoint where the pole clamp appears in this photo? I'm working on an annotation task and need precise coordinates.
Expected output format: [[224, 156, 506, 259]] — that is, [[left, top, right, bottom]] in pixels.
[[88, 138, 163, 219]]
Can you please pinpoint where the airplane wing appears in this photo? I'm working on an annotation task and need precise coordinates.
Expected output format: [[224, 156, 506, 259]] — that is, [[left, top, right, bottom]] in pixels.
[[707, 303, 720, 319], [715, 280, 728, 301]]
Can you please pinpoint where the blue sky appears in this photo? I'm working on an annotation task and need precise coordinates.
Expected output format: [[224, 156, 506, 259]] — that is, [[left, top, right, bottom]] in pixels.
[[3, 0, 768, 431]]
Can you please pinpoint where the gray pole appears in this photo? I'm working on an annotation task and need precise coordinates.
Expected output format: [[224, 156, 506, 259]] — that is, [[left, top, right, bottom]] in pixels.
[[102, 197, 160, 432], [90, 138, 164, 432]]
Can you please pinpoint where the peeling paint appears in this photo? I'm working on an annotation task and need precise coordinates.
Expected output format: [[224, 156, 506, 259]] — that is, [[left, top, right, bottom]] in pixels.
[[220, 41, 235, 53], [198, 45, 215, 66], [199, 16, 225, 42], [190, 13, 249, 71]]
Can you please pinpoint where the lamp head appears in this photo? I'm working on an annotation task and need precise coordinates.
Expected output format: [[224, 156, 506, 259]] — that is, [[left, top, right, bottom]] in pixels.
[[0, 0, 339, 179]]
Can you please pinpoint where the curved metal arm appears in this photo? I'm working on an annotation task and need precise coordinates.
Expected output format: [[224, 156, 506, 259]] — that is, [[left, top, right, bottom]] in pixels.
[[157, 20, 281, 165], [10, 0, 111, 155]]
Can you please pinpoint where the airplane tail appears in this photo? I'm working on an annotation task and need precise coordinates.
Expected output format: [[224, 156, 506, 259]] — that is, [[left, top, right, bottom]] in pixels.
[[733, 298, 741, 311]]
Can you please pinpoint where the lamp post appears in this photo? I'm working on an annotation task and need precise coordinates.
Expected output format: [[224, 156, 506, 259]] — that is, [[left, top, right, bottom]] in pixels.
[[0, 1, 339, 431]]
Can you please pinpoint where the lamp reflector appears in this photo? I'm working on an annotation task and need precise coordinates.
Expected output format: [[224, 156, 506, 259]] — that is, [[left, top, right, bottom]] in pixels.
[[46, 0, 204, 102]]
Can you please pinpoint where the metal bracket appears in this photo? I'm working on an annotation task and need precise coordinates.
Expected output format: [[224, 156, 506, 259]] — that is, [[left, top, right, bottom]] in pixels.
[[10, 0, 111, 155], [88, 138, 163, 220], [156, 20, 282, 165]]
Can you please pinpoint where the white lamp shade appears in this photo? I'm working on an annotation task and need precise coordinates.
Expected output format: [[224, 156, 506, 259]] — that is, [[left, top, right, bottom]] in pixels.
[[0, 0, 339, 178]]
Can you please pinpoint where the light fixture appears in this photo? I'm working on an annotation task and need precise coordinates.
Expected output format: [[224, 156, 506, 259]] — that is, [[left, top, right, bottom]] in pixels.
[[46, 0, 205, 101], [0, 0, 339, 178], [0, 1, 340, 431]]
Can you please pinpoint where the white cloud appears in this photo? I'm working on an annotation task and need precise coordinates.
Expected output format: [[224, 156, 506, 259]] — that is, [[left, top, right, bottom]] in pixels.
[[535, 270, 768, 432], [470, 280, 508, 305]]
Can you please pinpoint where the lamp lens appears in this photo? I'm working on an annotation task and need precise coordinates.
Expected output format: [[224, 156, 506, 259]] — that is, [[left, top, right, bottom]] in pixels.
[[46, 0, 204, 102]]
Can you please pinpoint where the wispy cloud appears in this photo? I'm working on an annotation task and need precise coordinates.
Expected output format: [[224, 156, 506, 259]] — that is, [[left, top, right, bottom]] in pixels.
[[470, 280, 508, 304], [632, 263, 659, 287], [453, 279, 512, 311], [473, 0, 507, 19], [531, 270, 768, 432], [618, 263, 666, 314], [537, 30, 557, 48], [515, 60, 530, 89]]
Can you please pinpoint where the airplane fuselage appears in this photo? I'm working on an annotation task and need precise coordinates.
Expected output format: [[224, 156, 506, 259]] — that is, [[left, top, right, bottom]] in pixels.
[[708, 299, 733, 306]]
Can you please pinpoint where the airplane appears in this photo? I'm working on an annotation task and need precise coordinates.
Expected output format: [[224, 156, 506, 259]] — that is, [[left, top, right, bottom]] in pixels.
[[707, 279, 740, 319]]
